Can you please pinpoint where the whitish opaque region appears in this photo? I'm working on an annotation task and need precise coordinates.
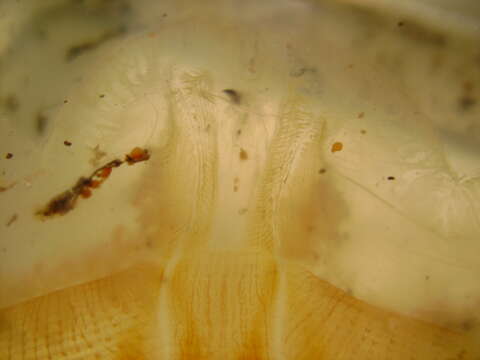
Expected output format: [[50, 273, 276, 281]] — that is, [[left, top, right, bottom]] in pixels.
[[1, 0, 480, 359]]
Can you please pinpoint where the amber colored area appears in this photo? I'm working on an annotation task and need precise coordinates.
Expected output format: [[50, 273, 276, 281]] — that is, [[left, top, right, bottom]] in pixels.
[[2, 30, 479, 358], [80, 187, 92, 198], [239, 148, 249, 160], [0, 257, 477, 360], [126, 147, 151, 165], [100, 166, 113, 178], [331, 142, 343, 153], [5, 153, 13, 159]]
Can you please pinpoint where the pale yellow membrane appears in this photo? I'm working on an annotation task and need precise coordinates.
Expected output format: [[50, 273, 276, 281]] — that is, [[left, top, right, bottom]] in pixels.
[[1, 0, 480, 358]]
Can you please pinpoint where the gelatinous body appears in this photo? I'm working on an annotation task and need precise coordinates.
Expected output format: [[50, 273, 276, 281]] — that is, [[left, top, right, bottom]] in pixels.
[[1, 0, 480, 358]]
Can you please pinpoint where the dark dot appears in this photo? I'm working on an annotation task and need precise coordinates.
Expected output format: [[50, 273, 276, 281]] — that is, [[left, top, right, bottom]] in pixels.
[[36, 113, 48, 135], [239, 148, 248, 160], [463, 81, 474, 93], [64, 140, 72, 146], [4, 94, 19, 112], [63, 99, 69, 104], [360, 129, 367, 134], [462, 320, 475, 331], [5, 153, 13, 159], [99, 94, 105, 98], [236, 129, 242, 136], [387, 176, 395, 180], [459, 96, 476, 111], [163, 13, 168, 17], [223, 89, 241, 105], [425, 275, 430, 280], [318, 168, 327, 174], [397, 21, 405, 27]]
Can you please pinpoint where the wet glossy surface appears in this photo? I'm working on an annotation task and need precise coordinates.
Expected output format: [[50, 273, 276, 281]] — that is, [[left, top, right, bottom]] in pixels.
[[1, 0, 480, 358]]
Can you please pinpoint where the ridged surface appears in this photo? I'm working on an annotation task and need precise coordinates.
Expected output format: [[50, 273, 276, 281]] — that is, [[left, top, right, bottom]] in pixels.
[[1, 0, 480, 358], [1, 259, 478, 359]]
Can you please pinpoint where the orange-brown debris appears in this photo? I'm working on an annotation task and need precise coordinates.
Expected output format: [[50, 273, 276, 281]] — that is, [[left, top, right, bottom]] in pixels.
[[331, 142, 343, 153], [125, 147, 150, 165], [239, 148, 249, 161], [100, 166, 113, 178], [37, 147, 150, 219]]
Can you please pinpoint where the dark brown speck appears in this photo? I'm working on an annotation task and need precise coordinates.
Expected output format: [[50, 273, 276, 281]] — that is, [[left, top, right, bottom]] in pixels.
[[223, 89, 241, 105], [239, 148, 248, 160]]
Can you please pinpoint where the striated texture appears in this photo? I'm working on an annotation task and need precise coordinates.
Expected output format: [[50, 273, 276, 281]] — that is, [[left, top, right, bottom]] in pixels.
[[1, 0, 480, 358]]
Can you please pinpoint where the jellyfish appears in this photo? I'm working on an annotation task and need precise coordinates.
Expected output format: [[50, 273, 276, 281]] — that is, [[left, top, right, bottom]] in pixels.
[[1, 0, 480, 358]]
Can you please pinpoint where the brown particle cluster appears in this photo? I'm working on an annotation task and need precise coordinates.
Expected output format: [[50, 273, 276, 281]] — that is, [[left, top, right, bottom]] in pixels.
[[5, 153, 13, 159], [37, 147, 150, 219]]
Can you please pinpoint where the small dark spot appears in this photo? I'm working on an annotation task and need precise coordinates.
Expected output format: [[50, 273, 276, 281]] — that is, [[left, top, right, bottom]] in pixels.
[[64, 140, 72, 146], [6, 214, 18, 227], [461, 319, 475, 331], [63, 99, 69, 104], [65, 28, 124, 62], [205, 124, 211, 132], [456, 349, 467, 360], [99, 94, 105, 98], [239, 148, 248, 160], [290, 67, 316, 77], [399, 22, 446, 46], [36, 113, 48, 135], [5, 153, 13, 159], [0, 182, 15, 192], [358, 112, 365, 119], [463, 81, 474, 93], [223, 89, 241, 105], [360, 129, 367, 134], [318, 168, 327, 174], [459, 96, 476, 111], [425, 275, 430, 280], [233, 185, 239, 192], [4, 94, 19, 112], [163, 13, 168, 17], [397, 21, 405, 27], [387, 176, 395, 180], [236, 129, 242, 136], [66, 42, 98, 62]]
